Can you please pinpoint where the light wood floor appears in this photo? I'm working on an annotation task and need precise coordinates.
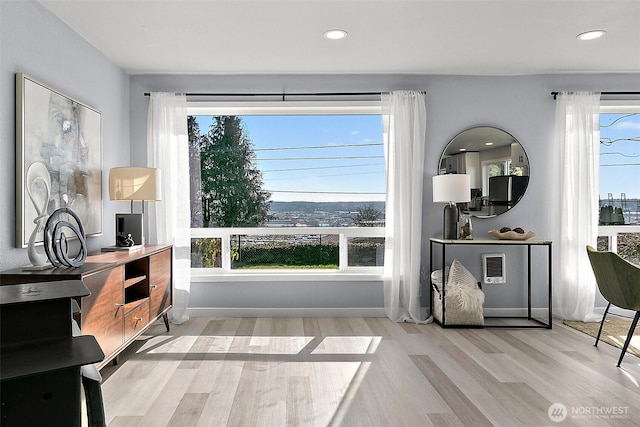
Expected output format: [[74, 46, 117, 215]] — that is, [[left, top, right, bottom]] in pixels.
[[99, 317, 640, 426]]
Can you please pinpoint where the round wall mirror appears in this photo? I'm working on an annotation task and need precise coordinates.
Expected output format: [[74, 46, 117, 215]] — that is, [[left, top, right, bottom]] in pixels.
[[438, 126, 530, 217]]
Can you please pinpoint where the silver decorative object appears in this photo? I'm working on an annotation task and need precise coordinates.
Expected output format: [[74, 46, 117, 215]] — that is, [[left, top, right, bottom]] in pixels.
[[26, 162, 51, 266], [44, 208, 87, 268]]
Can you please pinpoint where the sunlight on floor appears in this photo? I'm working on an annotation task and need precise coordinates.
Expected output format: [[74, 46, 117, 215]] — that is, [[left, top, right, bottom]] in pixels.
[[608, 334, 639, 354], [136, 333, 383, 356], [620, 369, 640, 387], [311, 336, 382, 354], [102, 332, 383, 425]]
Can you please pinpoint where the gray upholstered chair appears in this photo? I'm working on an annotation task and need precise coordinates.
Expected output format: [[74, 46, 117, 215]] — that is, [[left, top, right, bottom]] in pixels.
[[586, 245, 640, 367]]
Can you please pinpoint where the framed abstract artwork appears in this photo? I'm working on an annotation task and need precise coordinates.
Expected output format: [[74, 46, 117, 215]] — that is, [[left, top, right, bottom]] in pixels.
[[16, 73, 102, 248]]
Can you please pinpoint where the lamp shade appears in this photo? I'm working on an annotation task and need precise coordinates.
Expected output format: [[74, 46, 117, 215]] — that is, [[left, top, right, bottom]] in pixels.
[[109, 167, 162, 201], [432, 174, 471, 203]]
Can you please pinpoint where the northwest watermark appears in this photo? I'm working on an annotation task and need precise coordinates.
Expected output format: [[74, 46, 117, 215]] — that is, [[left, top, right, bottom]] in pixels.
[[548, 403, 629, 423]]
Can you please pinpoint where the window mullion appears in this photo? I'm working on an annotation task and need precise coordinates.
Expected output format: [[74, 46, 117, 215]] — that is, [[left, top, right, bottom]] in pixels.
[[339, 233, 348, 271], [222, 229, 232, 272]]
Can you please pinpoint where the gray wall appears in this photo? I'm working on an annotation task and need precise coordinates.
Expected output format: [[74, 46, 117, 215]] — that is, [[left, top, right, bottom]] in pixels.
[[131, 73, 640, 313], [3, 1, 637, 313], [0, 0, 130, 269]]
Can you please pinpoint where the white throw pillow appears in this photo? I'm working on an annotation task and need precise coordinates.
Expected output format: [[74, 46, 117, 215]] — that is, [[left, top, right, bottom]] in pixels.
[[430, 259, 484, 326], [446, 259, 478, 290], [447, 280, 485, 314]]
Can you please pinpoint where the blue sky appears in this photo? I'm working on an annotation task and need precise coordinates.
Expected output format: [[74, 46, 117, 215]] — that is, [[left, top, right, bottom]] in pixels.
[[195, 112, 639, 203], [195, 115, 385, 202], [599, 113, 640, 199]]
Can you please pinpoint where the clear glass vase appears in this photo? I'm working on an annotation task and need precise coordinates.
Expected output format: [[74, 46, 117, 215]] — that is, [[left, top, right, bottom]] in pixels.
[[458, 213, 473, 240]]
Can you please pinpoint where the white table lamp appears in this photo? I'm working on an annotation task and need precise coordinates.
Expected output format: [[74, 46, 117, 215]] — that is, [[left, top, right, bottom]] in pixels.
[[108, 167, 161, 246], [433, 174, 471, 239]]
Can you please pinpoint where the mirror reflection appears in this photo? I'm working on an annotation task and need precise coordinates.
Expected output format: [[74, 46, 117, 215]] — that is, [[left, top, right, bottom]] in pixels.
[[439, 126, 530, 217]]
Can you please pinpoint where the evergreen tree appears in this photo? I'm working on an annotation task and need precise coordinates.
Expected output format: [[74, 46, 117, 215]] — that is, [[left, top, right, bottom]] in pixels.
[[188, 116, 204, 227], [197, 116, 271, 227]]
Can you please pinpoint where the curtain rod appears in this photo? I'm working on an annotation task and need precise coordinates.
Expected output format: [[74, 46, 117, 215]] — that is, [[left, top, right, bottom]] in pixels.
[[551, 91, 640, 100], [143, 91, 390, 100]]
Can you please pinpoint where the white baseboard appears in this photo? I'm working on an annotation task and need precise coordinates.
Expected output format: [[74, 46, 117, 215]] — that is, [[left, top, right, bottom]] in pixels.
[[188, 307, 634, 320], [480, 307, 635, 320], [594, 306, 636, 319], [187, 307, 387, 318], [482, 308, 551, 318], [188, 307, 556, 319], [424, 307, 551, 318]]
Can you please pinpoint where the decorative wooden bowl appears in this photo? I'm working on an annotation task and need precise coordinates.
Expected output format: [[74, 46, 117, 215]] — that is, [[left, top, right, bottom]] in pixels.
[[488, 230, 536, 240]]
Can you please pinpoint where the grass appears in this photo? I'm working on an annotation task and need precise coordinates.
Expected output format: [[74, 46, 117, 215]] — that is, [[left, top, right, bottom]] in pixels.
[[233, 264, 339, 270]]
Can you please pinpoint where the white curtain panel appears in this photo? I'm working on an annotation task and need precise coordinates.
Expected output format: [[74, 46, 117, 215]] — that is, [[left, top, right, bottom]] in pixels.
[[382, 91, 430, 323], [147, 93, 191, 324], [552, 91, 601, 322]]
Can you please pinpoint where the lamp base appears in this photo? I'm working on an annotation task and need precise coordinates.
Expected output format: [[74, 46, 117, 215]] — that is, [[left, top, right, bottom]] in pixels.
[[443, 202, 459, 240], [115, 213, 143, 246]]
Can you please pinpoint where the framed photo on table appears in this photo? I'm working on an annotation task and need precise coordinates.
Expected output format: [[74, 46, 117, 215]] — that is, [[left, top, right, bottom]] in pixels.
[[16, 73, 102, 248]]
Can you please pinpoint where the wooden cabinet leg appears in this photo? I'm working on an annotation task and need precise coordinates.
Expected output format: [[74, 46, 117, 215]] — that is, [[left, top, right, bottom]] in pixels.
[[163, 313, 170, 332]]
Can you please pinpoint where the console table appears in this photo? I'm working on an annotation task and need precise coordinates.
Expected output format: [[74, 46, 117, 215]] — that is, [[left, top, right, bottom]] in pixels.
[[430, 238, 552, 328], [1, 245, 173, 368]]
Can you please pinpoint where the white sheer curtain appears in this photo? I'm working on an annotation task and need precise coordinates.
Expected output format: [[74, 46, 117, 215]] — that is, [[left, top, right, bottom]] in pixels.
[[147, 92, 191, 324], [382, 91, 429, 323], [552, 91, 601, 322]]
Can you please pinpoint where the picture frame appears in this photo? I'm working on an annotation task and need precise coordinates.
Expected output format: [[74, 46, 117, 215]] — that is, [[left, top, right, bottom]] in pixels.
[[16, 73, 102, 248]]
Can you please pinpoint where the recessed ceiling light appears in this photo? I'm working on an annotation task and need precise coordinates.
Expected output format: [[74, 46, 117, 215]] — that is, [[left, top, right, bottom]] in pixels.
[[484, 142, 494, 146], [577, 30, 606, 41], [324, 29, 348, 40]]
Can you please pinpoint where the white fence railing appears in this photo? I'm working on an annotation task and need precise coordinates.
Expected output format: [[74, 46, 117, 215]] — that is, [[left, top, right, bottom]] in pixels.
[[597, 225, 640, 253], [190, 226, 385, 274], [190, 225, 638, 275]]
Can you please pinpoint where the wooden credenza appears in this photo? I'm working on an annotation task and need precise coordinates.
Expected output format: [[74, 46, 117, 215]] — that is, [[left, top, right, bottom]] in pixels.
[[0, 245, 173, 369]]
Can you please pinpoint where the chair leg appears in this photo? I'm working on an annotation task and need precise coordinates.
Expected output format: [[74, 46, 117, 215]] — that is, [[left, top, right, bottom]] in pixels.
[[617, 311, 640, 368], [82, 375, 106, 427], [595, 303, 611, 347]]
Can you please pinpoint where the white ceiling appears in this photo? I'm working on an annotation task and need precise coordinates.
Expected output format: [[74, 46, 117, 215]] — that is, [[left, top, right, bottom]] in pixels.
[[39, 0, 640, 76]]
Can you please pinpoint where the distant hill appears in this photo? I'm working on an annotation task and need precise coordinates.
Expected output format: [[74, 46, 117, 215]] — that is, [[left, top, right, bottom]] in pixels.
[[268, 201, 385, 214]]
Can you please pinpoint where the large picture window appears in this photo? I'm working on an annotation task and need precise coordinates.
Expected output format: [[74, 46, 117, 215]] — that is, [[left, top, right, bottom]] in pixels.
[[597, 102, 639, 264], [187, 101, 386, 276]]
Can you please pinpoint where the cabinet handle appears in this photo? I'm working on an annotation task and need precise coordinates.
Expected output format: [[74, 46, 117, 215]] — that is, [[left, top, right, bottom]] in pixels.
[[115, 303, 125, 307], [134, 317, 143, 322], [151, 285, 158, 290]]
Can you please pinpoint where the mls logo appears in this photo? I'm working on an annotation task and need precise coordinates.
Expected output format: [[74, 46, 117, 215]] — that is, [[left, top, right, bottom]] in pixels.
[[548, 403, 568, 423]]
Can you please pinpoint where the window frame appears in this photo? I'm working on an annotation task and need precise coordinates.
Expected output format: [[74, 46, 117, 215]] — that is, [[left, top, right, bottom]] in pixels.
[[187, 100, 386, 280], [481, 157, 510, 196], [598, 100, 640, 256]]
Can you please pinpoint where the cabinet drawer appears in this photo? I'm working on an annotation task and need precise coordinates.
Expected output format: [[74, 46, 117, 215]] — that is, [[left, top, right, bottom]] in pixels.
[[81, 266, 124, 357], [124, 300, 150, 340]]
